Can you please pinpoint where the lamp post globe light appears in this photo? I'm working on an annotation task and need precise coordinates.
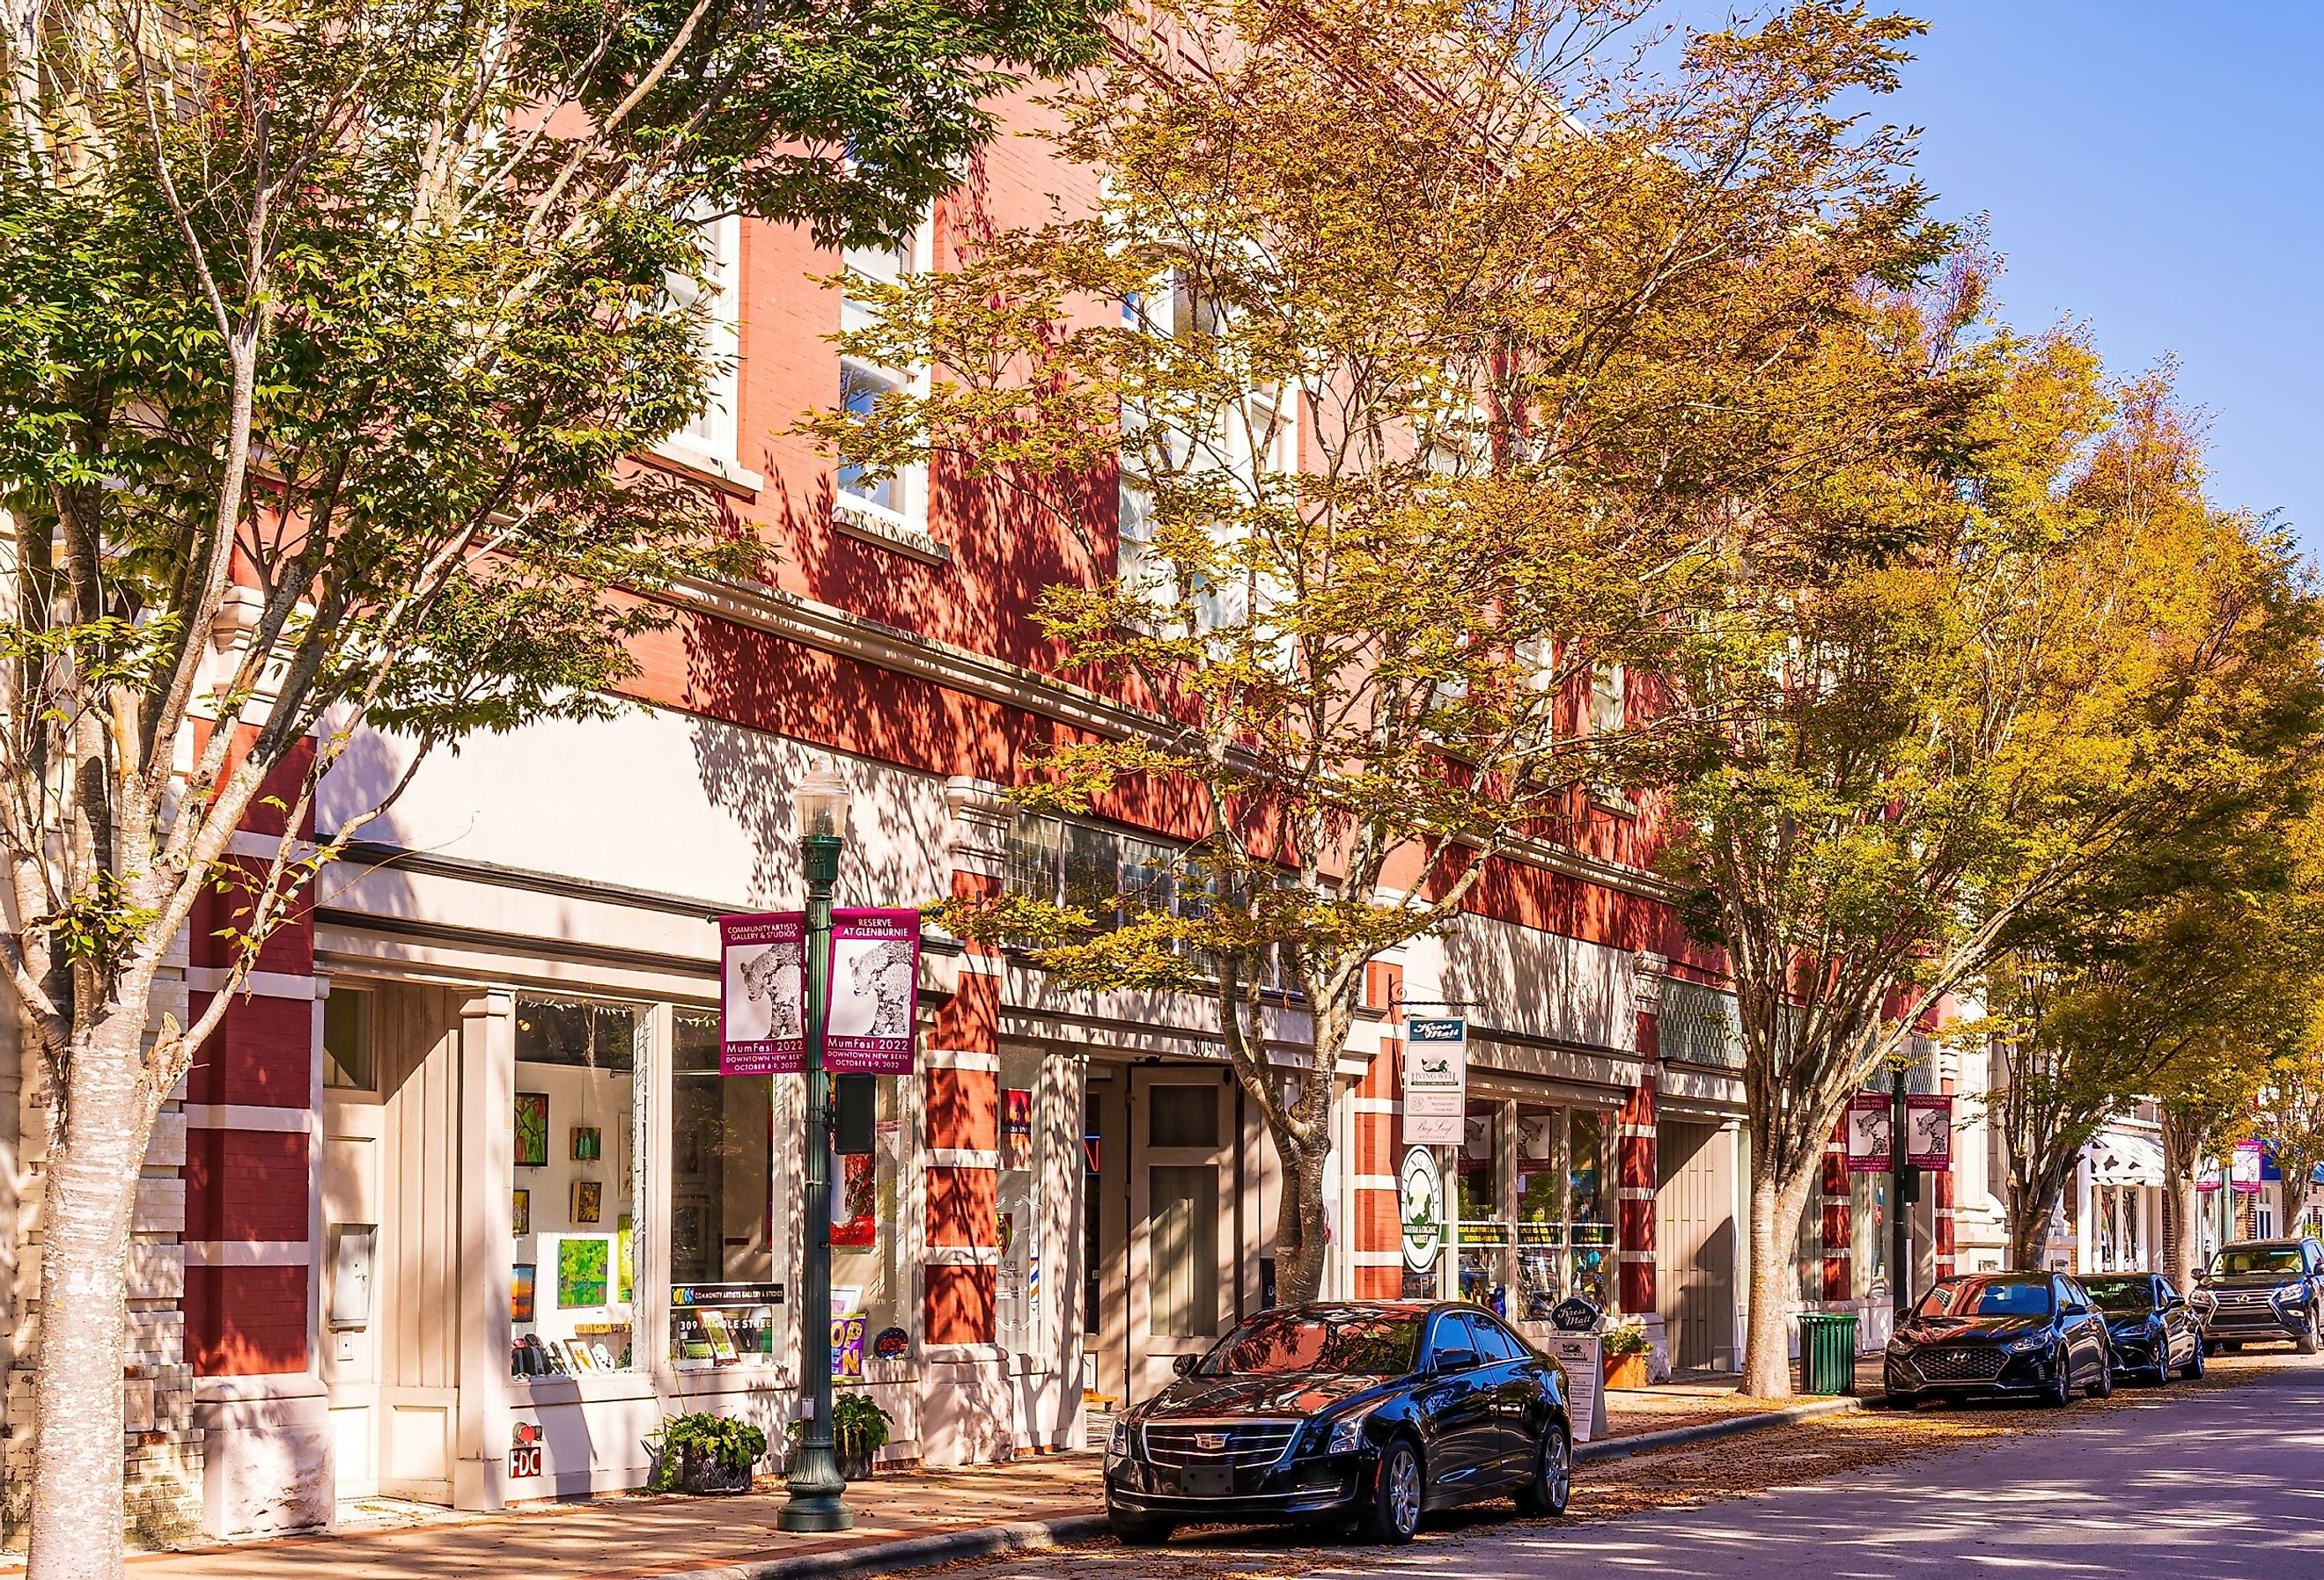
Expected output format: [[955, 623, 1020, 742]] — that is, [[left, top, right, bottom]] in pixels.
[[780, 758, 855, 1532]]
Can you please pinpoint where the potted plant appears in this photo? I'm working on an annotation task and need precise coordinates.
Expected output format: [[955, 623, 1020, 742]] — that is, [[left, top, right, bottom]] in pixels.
[[832, 1392, 893, 1481], [648, 1412, 767, 1495], [1602, 1319, 1651, 1390]]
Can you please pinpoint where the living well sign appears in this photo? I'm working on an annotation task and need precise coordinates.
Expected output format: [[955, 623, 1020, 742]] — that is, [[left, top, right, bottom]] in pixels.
[[1402, 1017, 1468, 1147]]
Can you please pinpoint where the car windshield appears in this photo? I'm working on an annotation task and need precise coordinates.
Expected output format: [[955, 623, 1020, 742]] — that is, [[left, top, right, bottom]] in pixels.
[[2210, 1246, 2304, 1276], [2081, 1277, 2154, 1314], [1915, 1278, 2054, 1319], [1198, 1312, 1422, 1377]]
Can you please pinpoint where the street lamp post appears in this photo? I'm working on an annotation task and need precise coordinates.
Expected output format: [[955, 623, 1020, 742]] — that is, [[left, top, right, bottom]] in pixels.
[[1889, 1062, 1913, 1326], [780, 761, 854, 1534]]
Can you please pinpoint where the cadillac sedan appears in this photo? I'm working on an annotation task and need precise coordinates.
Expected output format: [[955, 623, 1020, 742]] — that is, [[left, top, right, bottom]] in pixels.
[[1883, 1273, 2114, 1407], [1103, 1301, 1572, 1546]]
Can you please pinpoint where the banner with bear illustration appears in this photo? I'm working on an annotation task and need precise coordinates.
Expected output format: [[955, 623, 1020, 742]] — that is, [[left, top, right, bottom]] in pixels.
[[823, 908, 922, 1073], [719, 911, 806, 1075]]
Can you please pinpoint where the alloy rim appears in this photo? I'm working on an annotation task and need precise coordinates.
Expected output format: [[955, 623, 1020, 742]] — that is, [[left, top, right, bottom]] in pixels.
[[1544, 1431, 1570, 1507], [1388, 1450, 1421, 1532]]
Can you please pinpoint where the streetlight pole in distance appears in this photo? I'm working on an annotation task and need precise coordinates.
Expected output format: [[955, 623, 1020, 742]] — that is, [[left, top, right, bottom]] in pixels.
[[779, 760, 854, 1533]]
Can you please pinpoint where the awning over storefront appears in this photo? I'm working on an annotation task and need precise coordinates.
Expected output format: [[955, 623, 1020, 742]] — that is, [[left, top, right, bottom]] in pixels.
[[2086, 1130, 2165, 1187]]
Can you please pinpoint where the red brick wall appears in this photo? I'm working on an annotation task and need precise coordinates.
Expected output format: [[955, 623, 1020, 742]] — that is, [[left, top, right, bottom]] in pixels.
[[182, 992, 312, 1108], [183, 1130, 309, 1242], [184, 1266, 308, 1375]]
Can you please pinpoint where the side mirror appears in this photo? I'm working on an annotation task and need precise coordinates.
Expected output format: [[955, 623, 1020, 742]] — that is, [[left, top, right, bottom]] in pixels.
[[2165, 1293, 2186, 1312], [2061, 1302, 2088, 1317], [1172, 1354, 1200, 1377]]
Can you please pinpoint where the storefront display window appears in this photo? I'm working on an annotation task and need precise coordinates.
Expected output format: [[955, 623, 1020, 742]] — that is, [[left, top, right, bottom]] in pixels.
[[669, 1011, 783, 1368], [1506, 1103, 1614, 1319], [830, 1076, 905, 1374], [1851, 1170, 1889, 1302], [997, 1050, 1045, 1355], [511, 997, 639, 1378], [1457, 1104, 1507, 1312]]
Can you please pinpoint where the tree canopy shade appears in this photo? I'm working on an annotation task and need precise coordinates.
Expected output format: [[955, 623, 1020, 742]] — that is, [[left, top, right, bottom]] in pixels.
[[1660, 343, 2324, 1393], [813, 0, 1966, 1305], [0, 0, 1117, 1574]]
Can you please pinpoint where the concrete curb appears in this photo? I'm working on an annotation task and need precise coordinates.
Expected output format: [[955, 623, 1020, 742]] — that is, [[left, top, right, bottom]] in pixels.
[[1574, 1393, 1862, 1464], [639, 1395, 1866, 1580]]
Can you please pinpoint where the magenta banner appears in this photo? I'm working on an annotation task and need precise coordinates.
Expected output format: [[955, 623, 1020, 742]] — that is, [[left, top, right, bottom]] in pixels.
[[719, 912, 805, 1075], [1906, 1094, 1953, 1171], [1843, 1091, 1892, 1173], [823, 908, 922, 1074]]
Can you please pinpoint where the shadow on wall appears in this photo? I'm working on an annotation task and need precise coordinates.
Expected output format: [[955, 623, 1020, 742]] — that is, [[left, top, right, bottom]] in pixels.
[[1438, 910, 1629, 1052]]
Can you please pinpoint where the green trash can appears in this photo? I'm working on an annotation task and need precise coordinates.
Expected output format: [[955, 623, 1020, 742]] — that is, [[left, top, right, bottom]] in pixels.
[[1797, 1312, 1858, 1395]]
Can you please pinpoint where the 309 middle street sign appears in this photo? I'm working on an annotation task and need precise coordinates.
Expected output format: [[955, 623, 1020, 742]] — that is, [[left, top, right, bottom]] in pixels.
[[717, 908, 923, 1076]]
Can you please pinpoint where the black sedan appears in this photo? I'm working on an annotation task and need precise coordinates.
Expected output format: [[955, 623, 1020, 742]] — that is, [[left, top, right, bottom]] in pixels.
[[2083, 1273, 2204, 1385], [1883, 1273, 2114, 1407], [1104, 1301, 1571, 1546]]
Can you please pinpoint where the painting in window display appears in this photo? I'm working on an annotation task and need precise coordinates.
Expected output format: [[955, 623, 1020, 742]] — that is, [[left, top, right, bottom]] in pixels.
[[511, 997, 638, 1376], [1457, 1104, 1508, 1314], [668, 1011, 781, 1367]]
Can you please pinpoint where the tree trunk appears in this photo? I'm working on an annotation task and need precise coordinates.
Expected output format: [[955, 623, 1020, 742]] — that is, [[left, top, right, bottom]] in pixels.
[[27, 1011, 159, 1580], [2005, 1157, 2074, 1272], [2159, 1113, 2204, 1295], [1739, 1154, 1818, 1399], [1272, 1129, 1332, 1307]]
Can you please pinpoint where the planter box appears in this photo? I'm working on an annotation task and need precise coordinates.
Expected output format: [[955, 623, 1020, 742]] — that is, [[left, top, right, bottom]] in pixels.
[[839, 1445, 875, 1482], [1604, 1351, 1649, 1390], [678, 1451, 754, 1495]]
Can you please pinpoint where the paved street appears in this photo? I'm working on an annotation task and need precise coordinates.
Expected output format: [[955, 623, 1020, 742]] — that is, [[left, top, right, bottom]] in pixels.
[[945, 1356, 2324, 1580]]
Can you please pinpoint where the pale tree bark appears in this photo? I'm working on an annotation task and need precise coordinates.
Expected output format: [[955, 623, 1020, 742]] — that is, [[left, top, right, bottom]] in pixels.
[[1739, 1157, 1818, 1400], [2160, 1109, 2208, 1295]]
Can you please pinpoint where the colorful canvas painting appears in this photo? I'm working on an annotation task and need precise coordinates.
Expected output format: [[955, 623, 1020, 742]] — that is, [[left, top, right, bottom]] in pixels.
[[511, 1188, 530, 1237], [511, 1262, 536, 1324], [570, 1125, 602, 1162], [616, 1214, 634, 1303], [514, 1092, 549, 1167], [571, 1179, 603, 1224], [557, 1236, 610, 1307]]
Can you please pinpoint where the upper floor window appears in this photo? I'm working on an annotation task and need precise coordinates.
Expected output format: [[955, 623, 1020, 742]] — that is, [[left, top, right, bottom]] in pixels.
[[1590, 663, 1627, 736], [659, 213, 742, 469], [836, 223, 930, 536]]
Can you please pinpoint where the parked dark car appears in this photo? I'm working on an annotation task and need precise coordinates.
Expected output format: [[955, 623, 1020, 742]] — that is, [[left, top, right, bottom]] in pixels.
[[1883, 1273, 2114, 1407], [1103, 1301, 1571, 1546], [2082, 1273, 2204, 1385], [2193, 1237, 2324, 1354]]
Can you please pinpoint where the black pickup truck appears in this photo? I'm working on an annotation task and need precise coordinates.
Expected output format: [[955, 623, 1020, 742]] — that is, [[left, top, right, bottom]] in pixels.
[[2194, 1237, 2324, 1354]]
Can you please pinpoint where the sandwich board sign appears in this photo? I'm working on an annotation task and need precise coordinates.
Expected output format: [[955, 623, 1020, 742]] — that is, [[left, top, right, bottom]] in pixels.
[[1402, 1018, 1467, 1146]]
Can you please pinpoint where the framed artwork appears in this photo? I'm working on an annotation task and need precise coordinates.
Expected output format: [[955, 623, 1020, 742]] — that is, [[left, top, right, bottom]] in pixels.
[[571, 1179, 603, 1224], [511, 1188, 531, 1238], [616, 1214, 634, 1304], [570, 1125, 602, 1162], [514, 1092, 549, 1168], [557, 1236, 610, 1307], [511, 1262, 536, 1324]]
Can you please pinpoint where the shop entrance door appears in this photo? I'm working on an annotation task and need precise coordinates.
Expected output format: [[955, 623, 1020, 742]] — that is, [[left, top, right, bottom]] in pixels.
[[1128, 1067, 1236, 1402], [1654, 1120, 1737, 1372]]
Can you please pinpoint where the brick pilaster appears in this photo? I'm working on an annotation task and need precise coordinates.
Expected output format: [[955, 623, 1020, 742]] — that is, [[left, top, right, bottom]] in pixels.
[[1820, 1124, 1852, 1302], [923, 778, 1007, 1344], [1350, 963, 1405, 1299], [1615, 1004, 1658, 1316]]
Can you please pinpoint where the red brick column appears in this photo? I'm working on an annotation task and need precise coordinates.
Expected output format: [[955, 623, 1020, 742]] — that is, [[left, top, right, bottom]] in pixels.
[[924, 780, 1006, 1345], [1350, 963, 1406, 1299], [1820, 1124, 1852, 1302], [181, 739, 319, 1377], [1615, 1011, 1658, 1316]]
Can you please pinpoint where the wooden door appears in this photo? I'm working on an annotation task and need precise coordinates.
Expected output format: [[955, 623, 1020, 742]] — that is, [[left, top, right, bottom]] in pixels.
[[1128, 1068, 1235, 1402]]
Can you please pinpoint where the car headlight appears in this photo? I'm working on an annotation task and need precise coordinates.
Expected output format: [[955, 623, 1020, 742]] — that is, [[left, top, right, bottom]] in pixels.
[[2005, 1333, 2051, 1353], [1106, 1420, 1132, 1468], [2271, 1282, 2304, 1309], [1325, 1405, 1381, 1456]]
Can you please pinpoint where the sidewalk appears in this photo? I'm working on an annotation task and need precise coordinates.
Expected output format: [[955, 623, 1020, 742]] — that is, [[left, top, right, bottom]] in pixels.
[[118, 1378, 1868, 1580]]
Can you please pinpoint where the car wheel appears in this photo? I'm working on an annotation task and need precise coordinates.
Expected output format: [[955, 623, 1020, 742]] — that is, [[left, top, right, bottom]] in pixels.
[[1513, 1424, 1571, 1518], [1107, 1514, 1174, 1547], [1359, 1437, 1424, 1545], [2042, 1349, 2072, 1408], [2085, 1348, 2113, 1400], [1887, 1390, 1920, 1410], [2298, 1304, 2320, 1356], [2181, 1339, 2206, 1381]]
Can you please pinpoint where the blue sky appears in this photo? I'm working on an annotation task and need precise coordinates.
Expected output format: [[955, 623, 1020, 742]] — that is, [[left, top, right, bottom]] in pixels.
[[1876, 3, 2320, 554], [1654, 3, 2320, 554]]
